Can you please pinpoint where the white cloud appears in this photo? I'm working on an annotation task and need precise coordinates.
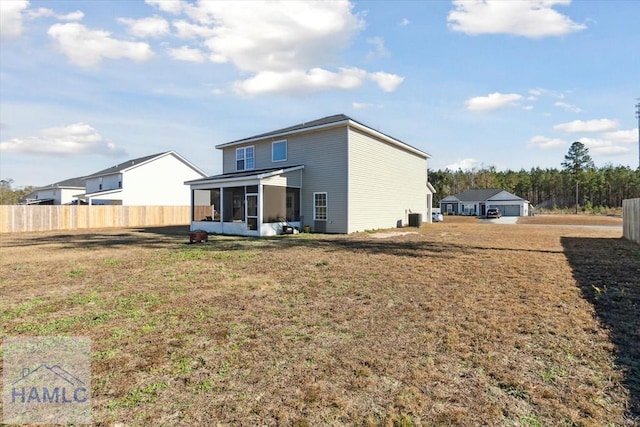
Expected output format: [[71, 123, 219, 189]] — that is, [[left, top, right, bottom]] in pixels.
[[578, 137, 631, 156], [445, 158, 480, 171], [554, 101, 582, 113], [366, 37, 390, 60], [26, 8, 84, 21], [168, 46, 206, 63], [1, 0, 29, 40], [146, 0, 401, 95], [448, 0, 586, 38], [118, 15, 169, 38], [400, 18, 410, 26], [465, 92, 522, 111], [523, 105, 534, 111], [603, 129, 638, 144], [145, 0, 185, 15], [48, 23, 154, 67], [528, 135, 567, 149], [368, 72, 404, 92], [527, 87, 564, 101], [233, 67, 404, 96], [60, 11, 84, 21], [528, 88, 544, 98], [26, 7, 54, 19], [553, 119, 618, 133], [173, 20, 216, 39], [196, 1, 364, 72], [233, 67, 367, 96], [0, 123, 127, 157], [352, 102, 383, 110]]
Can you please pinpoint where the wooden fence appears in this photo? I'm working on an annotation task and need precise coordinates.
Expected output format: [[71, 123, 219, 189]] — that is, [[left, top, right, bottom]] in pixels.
[[0, 205, 191, 233], [623, 198, 640, 245]]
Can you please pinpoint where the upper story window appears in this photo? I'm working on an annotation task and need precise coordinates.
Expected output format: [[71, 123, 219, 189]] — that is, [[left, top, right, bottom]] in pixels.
[[272, 140, 287, 162], [236, 146, 254, 171]]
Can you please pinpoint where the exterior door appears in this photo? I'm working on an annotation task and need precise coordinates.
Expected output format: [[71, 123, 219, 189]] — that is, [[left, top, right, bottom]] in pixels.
[[246, 194, 258, 231]]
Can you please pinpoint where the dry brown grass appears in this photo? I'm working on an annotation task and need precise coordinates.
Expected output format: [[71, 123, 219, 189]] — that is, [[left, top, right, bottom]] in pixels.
[[1, 222, 638, 426], [518, 214, 623, 226]]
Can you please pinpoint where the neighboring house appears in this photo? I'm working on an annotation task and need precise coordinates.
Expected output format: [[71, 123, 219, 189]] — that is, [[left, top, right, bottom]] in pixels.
[[19, 176, 86, 205], [439, 188, 530, 217], [187, 114, 433, 236], [74, 151, 207, 205]]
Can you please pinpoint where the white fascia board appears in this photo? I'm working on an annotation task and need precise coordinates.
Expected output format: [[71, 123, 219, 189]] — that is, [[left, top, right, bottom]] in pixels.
[[77, 188, 123, 199]]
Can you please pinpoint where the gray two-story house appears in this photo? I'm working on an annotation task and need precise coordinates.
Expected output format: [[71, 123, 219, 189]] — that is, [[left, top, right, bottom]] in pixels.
[[187, 114, 433, 236]]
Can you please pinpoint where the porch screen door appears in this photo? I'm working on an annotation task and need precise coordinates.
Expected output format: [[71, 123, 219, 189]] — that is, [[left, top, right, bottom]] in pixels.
[[246, 194, 258, 231]]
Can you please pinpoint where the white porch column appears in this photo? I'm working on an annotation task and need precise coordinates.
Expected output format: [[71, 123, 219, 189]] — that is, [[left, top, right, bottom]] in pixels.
[[258, 183, 263, 236], [219, 187, 224, 234]]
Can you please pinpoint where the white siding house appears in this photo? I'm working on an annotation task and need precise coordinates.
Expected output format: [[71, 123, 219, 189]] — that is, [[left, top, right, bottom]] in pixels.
[[439, 189, 530, 217], [20, 177, 85, 205], [187, 114, 433, 236], [76, 151, 207, 205]]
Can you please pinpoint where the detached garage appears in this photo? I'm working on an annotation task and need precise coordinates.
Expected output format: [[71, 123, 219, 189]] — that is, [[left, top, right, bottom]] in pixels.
[[440, 189, 530, 217]]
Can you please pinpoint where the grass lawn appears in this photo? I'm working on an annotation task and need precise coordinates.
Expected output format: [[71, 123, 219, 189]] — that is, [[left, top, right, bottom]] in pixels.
[[1, 218, 638, 426]]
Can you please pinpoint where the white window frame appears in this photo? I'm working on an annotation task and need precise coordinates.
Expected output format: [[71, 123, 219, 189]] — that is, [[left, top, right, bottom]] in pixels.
[[313, 192, 327, 221], [236, 146, 255, 171], [272, 140, 287, 162]]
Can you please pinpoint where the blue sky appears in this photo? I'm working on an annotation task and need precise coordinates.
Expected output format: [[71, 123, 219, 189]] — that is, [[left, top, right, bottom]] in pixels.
[[1, 0, 638, 188]]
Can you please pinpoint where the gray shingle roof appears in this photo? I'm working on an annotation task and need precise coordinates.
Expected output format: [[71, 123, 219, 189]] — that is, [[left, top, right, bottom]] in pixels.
[[224, 114, 352, 145], [206, 165, 304, 180], [186, 165, 305, 185], [444, 189, 526, 202], [44, 176, 86, 188], [454, 189, 504, 201], [86, 152, 169, 178], [216, 114, 427, 158]]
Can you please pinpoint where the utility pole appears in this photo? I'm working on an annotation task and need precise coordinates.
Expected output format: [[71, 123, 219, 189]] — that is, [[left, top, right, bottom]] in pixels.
[[636, 99, 640, 169]]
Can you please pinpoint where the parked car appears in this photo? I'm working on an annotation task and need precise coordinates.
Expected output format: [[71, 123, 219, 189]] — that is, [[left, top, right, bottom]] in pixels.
[[486, 208, 502, 219], [432, 211, 444, 222]]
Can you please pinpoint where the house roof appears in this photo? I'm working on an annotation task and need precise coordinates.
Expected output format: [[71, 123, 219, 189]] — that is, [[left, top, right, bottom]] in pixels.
[[36, 176, 86, 190], [441, 188, 527, 202], [86, 152, 169, 178], [215, 114, 430, 158], [85, 151, 207, 179], [455, 189, 504, 201], [186, 165, 305, 185], [75, 188, 123, 199]]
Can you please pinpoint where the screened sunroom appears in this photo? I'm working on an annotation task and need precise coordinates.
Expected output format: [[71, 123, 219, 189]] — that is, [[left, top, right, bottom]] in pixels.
[[186, 165, 303, 236]]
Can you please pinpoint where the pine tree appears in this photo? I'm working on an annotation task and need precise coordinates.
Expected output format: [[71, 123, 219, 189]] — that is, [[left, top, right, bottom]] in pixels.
[[561, 141, 594, 175]]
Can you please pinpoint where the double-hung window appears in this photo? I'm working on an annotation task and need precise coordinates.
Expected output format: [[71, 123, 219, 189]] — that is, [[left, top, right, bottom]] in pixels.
[[236, 146, 254, 171], [313, 192, 327, 221], [272, 140, 287, 162]]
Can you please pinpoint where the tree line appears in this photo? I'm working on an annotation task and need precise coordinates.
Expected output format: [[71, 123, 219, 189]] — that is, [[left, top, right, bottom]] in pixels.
[[430, 142, 640, 210], [0, 179, 34, 205]]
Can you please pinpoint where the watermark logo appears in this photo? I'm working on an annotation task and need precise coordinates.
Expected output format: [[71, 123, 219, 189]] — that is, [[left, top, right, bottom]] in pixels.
[[3, 336, 91, 425]]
